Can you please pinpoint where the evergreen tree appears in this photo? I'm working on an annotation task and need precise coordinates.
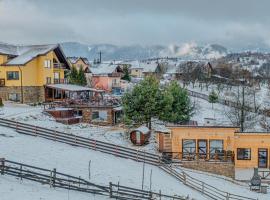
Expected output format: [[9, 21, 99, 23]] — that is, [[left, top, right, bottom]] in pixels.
[[209, 90, 219, 109], [122, 76, 160, 129], [69, 66, 79, 84], [121, 65, 131, 82], [77, 66, 87, 86], [159, 81, 194, 123]]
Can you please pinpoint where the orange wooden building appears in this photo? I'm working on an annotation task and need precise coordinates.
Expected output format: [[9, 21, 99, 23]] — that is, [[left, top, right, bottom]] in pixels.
[[157, 124, 270, 169]]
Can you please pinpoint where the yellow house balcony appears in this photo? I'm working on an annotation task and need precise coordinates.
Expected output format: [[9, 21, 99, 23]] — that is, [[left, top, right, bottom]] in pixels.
[[53, 78, 69, 84], [53, 62, 67, 69]]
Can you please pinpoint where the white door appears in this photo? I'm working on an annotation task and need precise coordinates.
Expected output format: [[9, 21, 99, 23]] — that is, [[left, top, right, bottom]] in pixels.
[[136, 131, 141, 144]]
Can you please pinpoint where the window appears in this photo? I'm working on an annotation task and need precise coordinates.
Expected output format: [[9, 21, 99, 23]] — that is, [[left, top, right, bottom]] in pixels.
[[182, 139, 196, 158], [44, 60, 51, 68], [46, 77, 51, 84], [7, 71, 19, 80], [91, 110, 108, 121], [92, 111, 99, 120], [258, 149, 268, 168], [8, 93, 20, 101], [237, 148, 251, 160], [209, 140, 223, 155]]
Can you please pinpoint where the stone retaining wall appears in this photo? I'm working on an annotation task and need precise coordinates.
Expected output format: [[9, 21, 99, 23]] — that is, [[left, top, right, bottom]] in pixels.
[[181, 161, 235, 178], [0, 86, 44, 103]]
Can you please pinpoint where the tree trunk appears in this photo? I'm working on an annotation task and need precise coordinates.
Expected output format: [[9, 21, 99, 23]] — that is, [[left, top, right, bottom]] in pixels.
[[240, 86, 245, 132]]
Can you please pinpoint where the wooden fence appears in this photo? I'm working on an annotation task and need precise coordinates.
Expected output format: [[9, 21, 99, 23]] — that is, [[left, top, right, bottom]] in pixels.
[[0, 158, 186, 200], [160, 165, 257, 200], [0, 118, 258, 200], [187, 90, 263, 115]]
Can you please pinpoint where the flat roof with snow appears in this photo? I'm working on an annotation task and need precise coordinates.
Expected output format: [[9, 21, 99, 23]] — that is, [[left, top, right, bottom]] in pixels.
[[46, 84, 104, 92]]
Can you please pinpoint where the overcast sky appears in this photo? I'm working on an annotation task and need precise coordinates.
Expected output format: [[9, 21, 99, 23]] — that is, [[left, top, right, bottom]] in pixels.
[[0, 0, 270, 49]]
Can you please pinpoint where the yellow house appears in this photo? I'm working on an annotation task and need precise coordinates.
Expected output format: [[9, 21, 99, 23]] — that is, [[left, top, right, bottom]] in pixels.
[[0, 43, 70, 103], [157, 125, 270, 170]]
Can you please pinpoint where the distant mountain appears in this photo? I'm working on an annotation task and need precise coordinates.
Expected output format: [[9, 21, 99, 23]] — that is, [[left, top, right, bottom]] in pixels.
[[60, 42, 228, 61]]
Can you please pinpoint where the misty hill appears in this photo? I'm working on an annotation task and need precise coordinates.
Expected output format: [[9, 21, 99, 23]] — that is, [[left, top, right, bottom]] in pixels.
[[60, 42, 228, 61]]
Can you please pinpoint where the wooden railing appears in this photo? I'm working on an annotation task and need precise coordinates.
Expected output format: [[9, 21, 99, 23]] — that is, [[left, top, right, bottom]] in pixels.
[[0, 158, 186, 200], [160, 165, 257, 200], [53, 63, 66, 69], [0, 118, 159, 166], [53, 78, 69, 84], [162, 152, 234, 163], [0, 118, 258, 200]]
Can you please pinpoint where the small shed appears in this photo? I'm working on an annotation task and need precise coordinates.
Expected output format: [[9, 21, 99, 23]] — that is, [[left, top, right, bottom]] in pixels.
[[130, 126, 150, 146]]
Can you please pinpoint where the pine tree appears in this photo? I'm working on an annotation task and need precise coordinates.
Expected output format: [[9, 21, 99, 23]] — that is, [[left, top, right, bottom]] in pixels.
[[159, 81, 194, 123], [77, 66, 87, 86], [122, 76, 160, 129], [69, 66, 79, 84], [209, 90, 219, 109], [121, 65, 131, 82]]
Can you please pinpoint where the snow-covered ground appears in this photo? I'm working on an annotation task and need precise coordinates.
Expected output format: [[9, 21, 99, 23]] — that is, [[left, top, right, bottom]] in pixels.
[[0, 102, 158, 153], [183, 81, 270, 110], [0, 176, 109, 200], [0, 126, 206, 200], [0, 102, 268, 199]]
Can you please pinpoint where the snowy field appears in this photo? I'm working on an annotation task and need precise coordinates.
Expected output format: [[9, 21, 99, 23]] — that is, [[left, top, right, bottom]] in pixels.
[[0, 102, 158, 153], [182, 81, 270, 110], [0, 126, 207, 200], [0, 102, 267, 199], [0, 124, 267, 199], [0, 176, 110, 200]]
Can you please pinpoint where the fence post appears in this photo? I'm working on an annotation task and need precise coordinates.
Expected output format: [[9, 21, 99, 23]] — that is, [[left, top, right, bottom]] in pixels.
[[54, 130, 56, 141], [183, 172, 186, 184], [109, 182, 112, 198], [159, 190, 161, 200], [94, 140, 96, 150], [0, 158, 5, 175], [35, 126, 37, 136], [78, 176, 81, 188], [20, 164, 23, 181], [201, 182, 204, 194], [53, 168, 56, 188], [226, 192, 229, 200]]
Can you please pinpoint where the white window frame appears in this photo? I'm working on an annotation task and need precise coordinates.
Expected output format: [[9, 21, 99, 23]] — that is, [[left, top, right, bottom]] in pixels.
[[44, 60, 51, 68]]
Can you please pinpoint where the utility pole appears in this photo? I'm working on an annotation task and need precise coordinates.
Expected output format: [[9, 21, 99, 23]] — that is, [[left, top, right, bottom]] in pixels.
[[98, 51, 102, 63], [18, 66, 23, 103]]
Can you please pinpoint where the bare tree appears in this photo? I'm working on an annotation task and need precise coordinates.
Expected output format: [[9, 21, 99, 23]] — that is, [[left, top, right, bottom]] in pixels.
[[225, 85, 257, 132]]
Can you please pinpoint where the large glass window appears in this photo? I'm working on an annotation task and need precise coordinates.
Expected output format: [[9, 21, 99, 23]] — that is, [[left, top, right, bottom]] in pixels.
[[237, 148, 251, 160], [209, 140, 223, 155], [182, 139, 196, 158], [7, 71, 19, 80], [258, 149, 268, 168]]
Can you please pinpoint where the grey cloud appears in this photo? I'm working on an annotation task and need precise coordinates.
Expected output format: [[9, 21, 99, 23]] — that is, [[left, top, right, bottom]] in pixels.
[[0, 0, 270, 49]]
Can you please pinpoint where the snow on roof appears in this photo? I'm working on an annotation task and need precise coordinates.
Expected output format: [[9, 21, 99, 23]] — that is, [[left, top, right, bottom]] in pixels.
[[133, 125, 150, 134], [141, 62, 159, 73], [0, 43, 59, 65], [127, 60, 142, 69], [67, 57, 89, 65], [46, 84, 104, 92], [67, 57, 79, 64], [91, 63, 121, 75], [0, 42, 18, 55]]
